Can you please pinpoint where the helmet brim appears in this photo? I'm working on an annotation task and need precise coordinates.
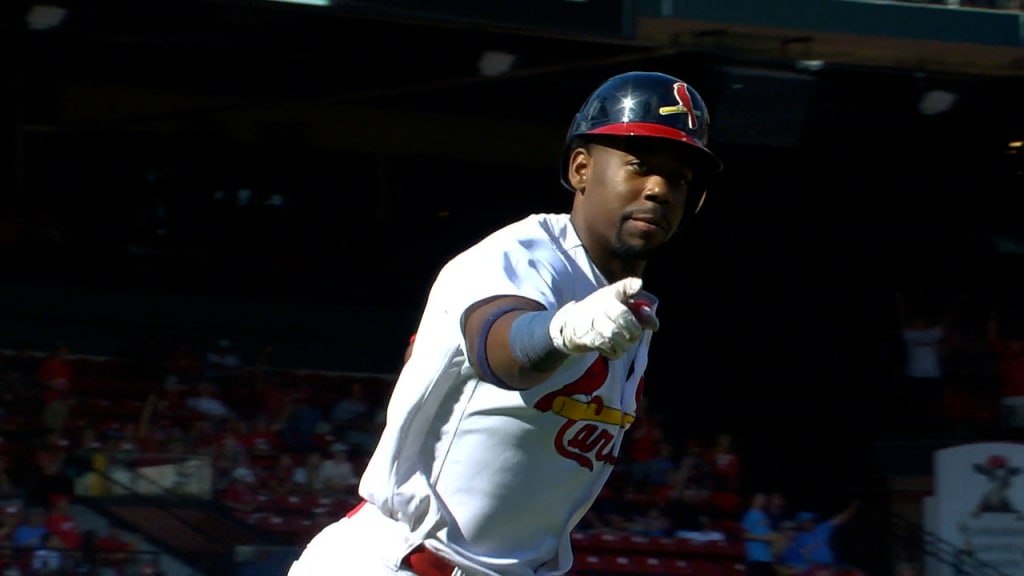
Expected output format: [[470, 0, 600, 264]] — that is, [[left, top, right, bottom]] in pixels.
[[582, 125, 724, 179]]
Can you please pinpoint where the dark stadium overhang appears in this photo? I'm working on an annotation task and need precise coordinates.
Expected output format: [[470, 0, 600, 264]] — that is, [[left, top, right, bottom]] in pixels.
[[13, 0, 663, 123], [633, 15, 1024, 79], [13, 0, 697, 164], [12, 0, 1024, 165]]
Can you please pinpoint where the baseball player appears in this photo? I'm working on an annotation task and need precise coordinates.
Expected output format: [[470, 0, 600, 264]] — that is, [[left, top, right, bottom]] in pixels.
[[288, 71, 723, 576]]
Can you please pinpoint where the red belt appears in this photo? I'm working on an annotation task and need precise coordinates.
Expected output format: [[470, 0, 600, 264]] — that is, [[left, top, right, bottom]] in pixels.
[[404, 544, 457, 576], [345, 501, 456, 576]]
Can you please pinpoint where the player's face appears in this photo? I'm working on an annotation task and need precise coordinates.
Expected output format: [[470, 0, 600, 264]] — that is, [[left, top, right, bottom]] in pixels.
[[574, 138, 694, 261]]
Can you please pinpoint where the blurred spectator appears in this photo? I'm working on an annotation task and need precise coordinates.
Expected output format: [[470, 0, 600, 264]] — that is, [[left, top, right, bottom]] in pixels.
[[777, 519, 805, 574], [140, 379, 189, 433], [319, 443, 359, 495], [108, 423, 144, 455], [28, 444, 73, 510], [68, 427, 111, 497], [291, 451, 324, 494], [767, 492, 789, 530], [336, 412, 380, 460], [574, 508, 607, 535], [278, 386, 324, 454], [670, 438, 713, 494], [329, 381, 379, 457], [30, 532, 65, 574], [254, 371, 294, 427], [212, 418, 251, 482], [11, 506, 47, 549], [223, 467, 262, 513], [44, 494, 81, 550], [265, 453, 298, 496], [36, 343, 73, 436], [624, 398, 663, 489], [741, 492, 778, 576], [164, 344, 203, 387], [675, 514, 727, 542], [205, 339, 243, 384], [629, 506, 672, 538], [96, 526, 136, 574], [664, 438, 713, 533], [988, 312, 1024, 433], [781, 501, 860, 572], [706, 432, 741, 492], [896, 293, 954, 433], [181, 420, 219, 463], [185, 382, 236, 421], [328, 382, 371, 434], [644, 441, 677, 499], [242, 415, 280, 466]]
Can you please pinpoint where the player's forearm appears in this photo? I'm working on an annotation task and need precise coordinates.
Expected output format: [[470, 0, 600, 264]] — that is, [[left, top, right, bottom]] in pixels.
[[486, 310, 569, 390], [463, 296, 569, 390], [465, 279, 655, 389]]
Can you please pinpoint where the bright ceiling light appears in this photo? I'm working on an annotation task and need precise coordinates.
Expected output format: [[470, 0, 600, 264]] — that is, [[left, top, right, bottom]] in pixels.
[[478, 51, 517, 77], [266, 0, 331, 6], [918, 89, 958, 116], [795, 60, 826, 72], [25, 5, 68, 30]]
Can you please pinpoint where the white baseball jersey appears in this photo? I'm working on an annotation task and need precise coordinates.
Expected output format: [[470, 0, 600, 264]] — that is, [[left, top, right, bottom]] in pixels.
[[359, 213, 657, 576]]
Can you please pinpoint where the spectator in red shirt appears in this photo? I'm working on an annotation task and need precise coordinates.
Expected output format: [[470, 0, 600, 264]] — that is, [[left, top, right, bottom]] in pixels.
[[36, 343, 72, 436], [44, 494, 81, 550], [97, 527, 136, 575], [706, 432, 740, 491], [625, 398, 664, 489], [243, 415, 280, 467], [223, 467, 262, 513]]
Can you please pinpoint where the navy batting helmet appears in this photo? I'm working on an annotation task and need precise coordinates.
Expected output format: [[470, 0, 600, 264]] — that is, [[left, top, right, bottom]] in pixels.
[[560, 71, 723, 197]]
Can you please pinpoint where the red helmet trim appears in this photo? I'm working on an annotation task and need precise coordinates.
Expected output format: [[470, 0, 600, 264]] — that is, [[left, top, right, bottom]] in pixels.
[[586, 122, 702, 148]]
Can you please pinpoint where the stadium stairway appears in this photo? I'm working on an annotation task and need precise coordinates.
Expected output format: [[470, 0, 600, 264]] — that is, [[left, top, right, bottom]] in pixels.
[[85, 495, 287, 576]]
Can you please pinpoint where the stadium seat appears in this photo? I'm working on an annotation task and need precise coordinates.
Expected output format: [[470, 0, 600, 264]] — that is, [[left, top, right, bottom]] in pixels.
[[616, 555, 666, 574], [573, 552, 613, 573], [727, 561, 750, 575]]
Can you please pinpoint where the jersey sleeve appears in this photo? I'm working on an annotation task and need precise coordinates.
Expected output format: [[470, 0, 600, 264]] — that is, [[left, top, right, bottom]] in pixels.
[[431, 231, 565, 319]]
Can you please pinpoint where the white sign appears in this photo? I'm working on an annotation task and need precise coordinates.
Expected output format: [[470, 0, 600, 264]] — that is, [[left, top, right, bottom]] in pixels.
[[930, 442, 1024, 576]]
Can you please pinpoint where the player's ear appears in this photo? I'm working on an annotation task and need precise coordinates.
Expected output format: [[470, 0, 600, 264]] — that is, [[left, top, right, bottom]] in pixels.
[[567, 146, 591, 192]]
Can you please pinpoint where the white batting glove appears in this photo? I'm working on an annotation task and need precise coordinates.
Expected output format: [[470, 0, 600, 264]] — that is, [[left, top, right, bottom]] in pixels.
[[548, 277, 659, 359]]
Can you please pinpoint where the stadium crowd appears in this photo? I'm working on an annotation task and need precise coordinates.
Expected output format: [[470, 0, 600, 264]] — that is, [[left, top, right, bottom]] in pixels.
[[0, 335, 879, 576], [3, 279, 1024, 575]]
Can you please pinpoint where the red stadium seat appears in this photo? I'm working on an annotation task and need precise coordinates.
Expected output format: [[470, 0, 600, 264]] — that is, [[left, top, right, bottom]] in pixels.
[[598, 557, 708, 576], [573, 552, 614, 573], [630, 556, 676, 574], [715, 561, 746, 576]]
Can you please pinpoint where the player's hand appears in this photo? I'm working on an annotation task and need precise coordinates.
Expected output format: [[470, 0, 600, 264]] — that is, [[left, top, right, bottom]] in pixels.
[[548, 277, 659, 359]]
